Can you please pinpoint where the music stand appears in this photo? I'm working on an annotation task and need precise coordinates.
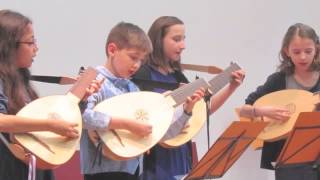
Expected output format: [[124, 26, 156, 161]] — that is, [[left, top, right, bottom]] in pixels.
[[184, 121, 268, 180], [275, 112, 320, 168]]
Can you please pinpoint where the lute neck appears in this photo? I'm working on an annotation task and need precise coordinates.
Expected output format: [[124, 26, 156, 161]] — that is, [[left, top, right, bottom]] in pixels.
[[208, 62, 241, 94], [167, 62, 241, 107], [168, 78, 210, 107], [68, 67, 97, 103]]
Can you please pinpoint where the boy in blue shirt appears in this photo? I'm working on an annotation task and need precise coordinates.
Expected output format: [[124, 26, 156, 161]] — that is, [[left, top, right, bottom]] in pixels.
[[80, 22, 153, 180], [81, 21, 204, 180]]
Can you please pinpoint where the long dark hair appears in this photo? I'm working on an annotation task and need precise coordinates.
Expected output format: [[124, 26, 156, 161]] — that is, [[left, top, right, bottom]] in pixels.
[[0, 10, 37, 114], [278, 23, 320, 74], [146, 16, 184, 71]]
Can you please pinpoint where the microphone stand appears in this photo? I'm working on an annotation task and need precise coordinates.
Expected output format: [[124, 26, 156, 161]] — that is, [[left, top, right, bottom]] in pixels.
[[195, 75, 213, 150], [204, 90, 213, 150]]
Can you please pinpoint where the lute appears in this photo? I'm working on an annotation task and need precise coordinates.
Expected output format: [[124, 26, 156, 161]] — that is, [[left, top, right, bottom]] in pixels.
[[239, 89, 320, 149], [93, 76, 211, 160], [10, 67, 96, 169], [160, 62, 241, 148]]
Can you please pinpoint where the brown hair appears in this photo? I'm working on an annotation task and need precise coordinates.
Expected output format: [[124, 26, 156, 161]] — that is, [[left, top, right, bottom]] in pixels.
[[0, 9, 38, 114], [105, 22, 152, 57], [278, 23, 320, 74], [146, 16, 184, 71]]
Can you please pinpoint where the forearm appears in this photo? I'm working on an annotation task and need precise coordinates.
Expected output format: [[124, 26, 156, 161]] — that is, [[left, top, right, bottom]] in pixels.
[[108, 117, 131, 130], [210, 84, 237, 114], [0, 114, 52, 133], [239, 104, 263, 119], [239, 104, 255, 118], [82, 93, 110, 130]]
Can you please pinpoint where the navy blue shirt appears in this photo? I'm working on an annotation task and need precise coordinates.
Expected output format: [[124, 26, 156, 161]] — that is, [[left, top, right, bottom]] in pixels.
[[135, 66, 193, 180]]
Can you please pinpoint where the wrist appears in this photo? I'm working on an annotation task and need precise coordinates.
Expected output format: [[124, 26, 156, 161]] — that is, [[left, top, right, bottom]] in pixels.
[[252, 106, 261, 117], [183, 109, 192, 116], [253, 107, 257, 117], [183, 103, 193, 116], [229, 83, 239, 91]]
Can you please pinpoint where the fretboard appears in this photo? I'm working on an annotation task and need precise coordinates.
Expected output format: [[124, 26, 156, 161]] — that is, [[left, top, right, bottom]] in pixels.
[[169, 78, 210, 107], [168, 62, 241, 107], [208, 62, 241, 94], [68, 67, 97, 101]]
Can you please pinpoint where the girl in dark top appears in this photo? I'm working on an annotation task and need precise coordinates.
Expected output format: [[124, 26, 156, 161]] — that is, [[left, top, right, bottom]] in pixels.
[[134, 16, 245, 180], [240, 23, 320, 180], [0, 9, 81, 180]]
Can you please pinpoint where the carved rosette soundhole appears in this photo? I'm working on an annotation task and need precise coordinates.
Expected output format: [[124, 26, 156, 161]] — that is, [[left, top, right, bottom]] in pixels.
[[47, 112, 62, 120], [134, 109, 149, 122], [264, 103, 296, 132], [285, 103, 296, 114]]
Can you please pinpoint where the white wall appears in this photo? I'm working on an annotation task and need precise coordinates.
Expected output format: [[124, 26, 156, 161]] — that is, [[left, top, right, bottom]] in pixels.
[[1, 0, 320, 179]]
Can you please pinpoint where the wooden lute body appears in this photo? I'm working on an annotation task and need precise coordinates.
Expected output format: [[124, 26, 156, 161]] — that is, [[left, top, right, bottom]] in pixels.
[[11, 68, 96, 169], [239, 89, 319, 149]]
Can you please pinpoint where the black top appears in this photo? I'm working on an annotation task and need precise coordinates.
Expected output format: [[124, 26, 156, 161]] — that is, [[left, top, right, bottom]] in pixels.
[[245, 71, 320, 169]]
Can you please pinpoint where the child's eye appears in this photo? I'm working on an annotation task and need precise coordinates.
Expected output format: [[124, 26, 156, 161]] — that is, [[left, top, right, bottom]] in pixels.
[[305, 50, 313, 54], [172, 36, 185, 42], [130, 56, 142, 64], [173, 37, 181, 42], [130, 56, 138, 61]]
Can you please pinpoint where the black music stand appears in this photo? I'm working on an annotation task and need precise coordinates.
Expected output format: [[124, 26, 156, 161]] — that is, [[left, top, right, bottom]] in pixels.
[[184, 121, 268, 180], [275, 112, 320, 168]]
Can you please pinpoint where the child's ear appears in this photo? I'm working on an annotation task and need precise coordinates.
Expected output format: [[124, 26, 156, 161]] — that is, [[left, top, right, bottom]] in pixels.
[[284, 48, 290, 58], [107, 43, 117, 56]]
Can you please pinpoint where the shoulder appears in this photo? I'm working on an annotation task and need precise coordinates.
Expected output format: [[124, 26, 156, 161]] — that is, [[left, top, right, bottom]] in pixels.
[[265, 71, 286, 82], [245, 71, 286, 105], [131, 65, 153, 91], [133, 65, 152, 80], [263, 71, 287, 90], [174, 70, 189, 83]]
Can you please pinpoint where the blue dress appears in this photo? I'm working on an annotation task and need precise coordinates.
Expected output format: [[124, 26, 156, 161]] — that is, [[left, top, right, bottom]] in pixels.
[[136, 66, 193, 180]]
